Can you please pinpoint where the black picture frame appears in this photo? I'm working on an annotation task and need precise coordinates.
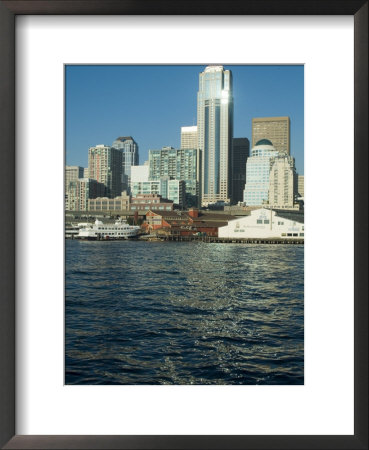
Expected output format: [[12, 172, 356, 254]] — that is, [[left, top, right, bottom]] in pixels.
[[0, 1, 367, 449]]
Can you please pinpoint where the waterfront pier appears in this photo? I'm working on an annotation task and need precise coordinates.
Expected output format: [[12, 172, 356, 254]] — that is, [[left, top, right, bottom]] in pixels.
[[148, 235, 303, 245]]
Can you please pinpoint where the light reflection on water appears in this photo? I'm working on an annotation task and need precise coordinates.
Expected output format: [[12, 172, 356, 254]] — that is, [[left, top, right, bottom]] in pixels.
[[65, 240, 304, 384]]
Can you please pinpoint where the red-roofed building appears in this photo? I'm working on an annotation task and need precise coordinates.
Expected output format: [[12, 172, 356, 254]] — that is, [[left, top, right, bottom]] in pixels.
[[142, 208, 235, 236]]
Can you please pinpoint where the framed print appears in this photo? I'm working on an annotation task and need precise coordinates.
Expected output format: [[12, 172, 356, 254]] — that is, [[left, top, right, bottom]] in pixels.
[[0, 1, 367, 449]]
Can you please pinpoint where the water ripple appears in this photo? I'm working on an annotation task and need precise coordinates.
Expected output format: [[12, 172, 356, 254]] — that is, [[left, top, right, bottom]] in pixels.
[[65, 240, 304, 384]]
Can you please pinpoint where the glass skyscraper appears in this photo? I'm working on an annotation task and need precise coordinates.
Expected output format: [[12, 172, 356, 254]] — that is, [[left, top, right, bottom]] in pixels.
[[112, 136, 139, 193], [231, 137, 250, 204], [197, 65, 233, 206]]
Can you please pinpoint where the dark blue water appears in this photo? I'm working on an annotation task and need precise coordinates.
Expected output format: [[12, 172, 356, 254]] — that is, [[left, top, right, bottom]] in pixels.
[[65, 240, 304, 385]]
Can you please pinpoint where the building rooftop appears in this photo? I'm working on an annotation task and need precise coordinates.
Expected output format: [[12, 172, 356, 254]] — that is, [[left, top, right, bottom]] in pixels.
[[115, 136, 134, 142], [274, 209, 304, 224], [255, 139, 274, 146], [181, 126, 197, 132], [204, 65, 224, 72]]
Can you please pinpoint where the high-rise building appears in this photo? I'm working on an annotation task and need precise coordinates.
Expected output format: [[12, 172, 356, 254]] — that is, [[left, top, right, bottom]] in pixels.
[[148, 146, 201, 207], [88, 145, 123, 198], [181, 126, 198, 149], [65, 165, 83, 188], [65, 166, 84, 210], [77, 178, 106, 210], [66, 178, 105, 211], [131, 178, 186, 208], [112, 136, 139, 192], [268, 154, 299, 210], [231, 138, 250, 204], [243, 139, 278, 206], [252, 117, 290, 155], [88, 191, 130, 212], [197, 65, 233, 206], [298, 175, 304, 198]]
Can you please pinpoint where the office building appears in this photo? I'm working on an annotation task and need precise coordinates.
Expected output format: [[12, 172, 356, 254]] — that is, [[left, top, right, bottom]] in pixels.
[[65, 165, 84, 188], [131, 180, 160, 198], [243, 139, 278, 206], [149, 146, 201, 207], [197, 65, 233, 205], [231, 137, 250, 204], [181, 126, 197, 149], [65, 166, 84, 210], [252, 117, 290, 155], [131, 178, 186, 208], [298, 175, 304, 198], [112, 136, 139, 192], [268, 153, 299, 210], [130, 194, 174, 212], [66, 178, 105, 211], [88, 145, 123, 198], [88, 191, 130, 212]]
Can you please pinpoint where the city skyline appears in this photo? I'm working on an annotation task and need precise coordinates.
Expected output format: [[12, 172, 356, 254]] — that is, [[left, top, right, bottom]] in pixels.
[[66, 65, 304, 175]]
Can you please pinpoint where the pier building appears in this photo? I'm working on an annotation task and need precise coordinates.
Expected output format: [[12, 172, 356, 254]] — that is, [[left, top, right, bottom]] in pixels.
[[219, 208, 304, 239]]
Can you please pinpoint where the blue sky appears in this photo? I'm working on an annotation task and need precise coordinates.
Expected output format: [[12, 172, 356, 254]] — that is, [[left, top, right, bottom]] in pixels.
[[66, 65, 304, 175]]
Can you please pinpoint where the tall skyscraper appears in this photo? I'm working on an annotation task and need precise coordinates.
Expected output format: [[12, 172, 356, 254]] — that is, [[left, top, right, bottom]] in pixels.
[[197, 65, 233, 206], [243, 139, 278, 206], [252, 117, 290, 155], [231, 137, 250, 204], [268, 154, 299, 210], [181, 126, 198, 149], [112, 136, 139, 192], [88, 145, 123, 198]]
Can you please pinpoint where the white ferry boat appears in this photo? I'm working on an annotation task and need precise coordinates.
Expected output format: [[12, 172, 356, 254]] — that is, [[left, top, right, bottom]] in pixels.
[[77, 219, 140, 240]]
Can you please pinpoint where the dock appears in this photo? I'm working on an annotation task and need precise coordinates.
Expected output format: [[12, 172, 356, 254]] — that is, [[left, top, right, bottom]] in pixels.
[[147, 235, 304, 244]]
